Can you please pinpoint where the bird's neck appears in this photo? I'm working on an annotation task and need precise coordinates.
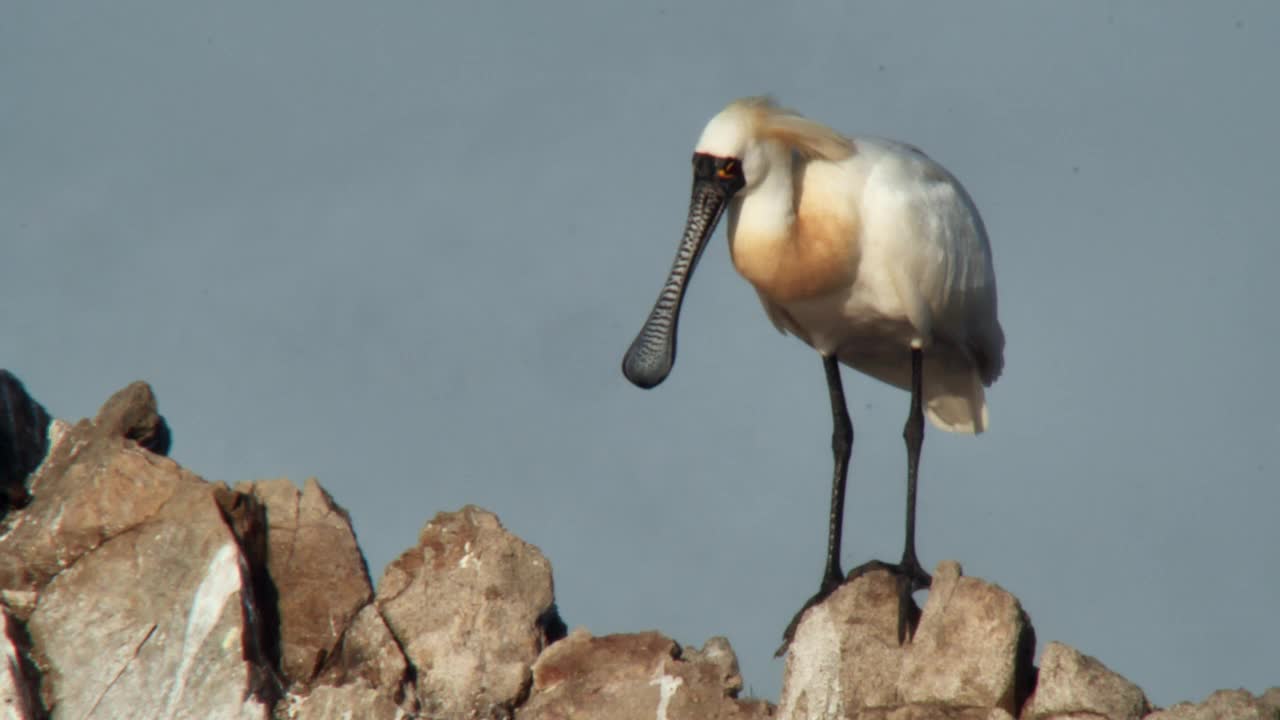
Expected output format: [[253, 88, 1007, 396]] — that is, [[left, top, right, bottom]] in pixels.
[[728, 147, 797, 246], [727, 150, 860, 304]]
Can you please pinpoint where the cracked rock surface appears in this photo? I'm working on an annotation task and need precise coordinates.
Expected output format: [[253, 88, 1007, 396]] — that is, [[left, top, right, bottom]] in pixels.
[[0, 372, 1275, 720]]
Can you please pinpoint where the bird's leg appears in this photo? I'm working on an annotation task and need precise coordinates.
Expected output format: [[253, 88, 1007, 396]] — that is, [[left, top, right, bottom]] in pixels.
[[776, 354, 852, 656], [847, 347, 930, 644], [899, 346, 931, 590]]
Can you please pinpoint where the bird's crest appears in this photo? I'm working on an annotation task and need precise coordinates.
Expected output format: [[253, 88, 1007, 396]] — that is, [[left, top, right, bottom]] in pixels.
[[730, 96, 856, 162]]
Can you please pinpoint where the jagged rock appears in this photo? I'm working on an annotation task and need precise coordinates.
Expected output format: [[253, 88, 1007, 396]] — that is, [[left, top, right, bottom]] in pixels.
[[0, 606, 40, 719], [4, 375, 1275, 720], [1145, 689, 1280, 720], [92, 381, 171, 455], [841, 710, 1013, 720], [0, 407, 183, 603], [237, 477, 373, 686], [0, 370, 51, 512], [778, 568, 907, 718], [27, 483, 273, 718], [1261, 688, 1280, 715], [288, 682, 407, 719], [376, 506, 557, 718], [517, 629, 774, 720], [316, 603, 410, 699], [900, 562, 1034, 713], [779, 562, 1033, 720], [0, 384, 272, 718], [681, 635, 745, 696], [1021, 641, 1149, 720]]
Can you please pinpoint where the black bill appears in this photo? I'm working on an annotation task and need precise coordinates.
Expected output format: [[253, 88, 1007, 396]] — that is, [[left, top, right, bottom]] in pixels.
[[622, 157, 741, 389]]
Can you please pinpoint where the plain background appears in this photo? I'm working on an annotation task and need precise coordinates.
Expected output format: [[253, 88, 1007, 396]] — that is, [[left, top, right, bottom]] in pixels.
[[4, 1, 1278, 705]]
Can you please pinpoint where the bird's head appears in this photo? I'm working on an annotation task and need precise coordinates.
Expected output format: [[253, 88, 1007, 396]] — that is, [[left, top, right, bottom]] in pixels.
[[621, 97, 854, 389]]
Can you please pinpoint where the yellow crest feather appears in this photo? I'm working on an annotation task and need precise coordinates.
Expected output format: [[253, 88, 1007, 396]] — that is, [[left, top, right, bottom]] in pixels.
[[729, 96, 856, 161]]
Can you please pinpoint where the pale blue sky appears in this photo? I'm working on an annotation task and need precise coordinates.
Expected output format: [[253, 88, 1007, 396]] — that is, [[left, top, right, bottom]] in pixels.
[[4, 1, 1278, 705]]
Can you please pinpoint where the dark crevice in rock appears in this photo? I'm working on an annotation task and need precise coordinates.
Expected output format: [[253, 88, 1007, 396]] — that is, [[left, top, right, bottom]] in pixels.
[[0, 370, 51, 516], [128, 415, 171, 456], [1014, 612, 1038, 716], [536, 602, 568, 648], [212, 486, 284, 708], [5, 609, 50, 720]]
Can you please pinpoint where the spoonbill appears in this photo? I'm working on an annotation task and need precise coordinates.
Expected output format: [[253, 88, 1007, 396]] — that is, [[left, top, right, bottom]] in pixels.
[[621, 97, 1004, 652]]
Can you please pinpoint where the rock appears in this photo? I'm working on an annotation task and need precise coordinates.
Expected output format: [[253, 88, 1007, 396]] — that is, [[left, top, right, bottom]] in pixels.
[[1020, 641, 1149, 720], [778, 568, 907, 718], [26, 485, 273, 718], [843, 710, 1013, 720], [1145, 689, 1280, 720], [899, 562, 1034, 714], [0, 606, 40, 719], [779, 562, 1034, 720], [289, 682, 407, 720], [92, 381, 171, 455], [0, 370, 51, 512], [1261, 688, 1280, 715], [518, 629, 774, 720], [4, 374, 1275, 720], [316, 603, 411, 699], [376, 505, 557, 718], [0, 383, 274, 718], [0, 410, 191, 607], [237, 477, 373, 686], [681, 635, 745, 696]]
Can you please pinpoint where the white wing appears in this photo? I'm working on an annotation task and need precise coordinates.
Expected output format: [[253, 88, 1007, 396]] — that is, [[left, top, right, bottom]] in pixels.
[[845, 139, 1005, 432]]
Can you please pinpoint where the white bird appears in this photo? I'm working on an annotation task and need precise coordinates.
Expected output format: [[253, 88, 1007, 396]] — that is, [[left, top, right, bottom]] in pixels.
[[622, 97, 1004, 652]]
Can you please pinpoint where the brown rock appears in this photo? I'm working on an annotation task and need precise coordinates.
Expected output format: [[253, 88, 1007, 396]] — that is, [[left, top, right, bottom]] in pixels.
[[1260, 687, 1280, 715], [0, 383, 276, 718], [1020, 642, 1149, 720], [681, 635, 745, 696], [0, 415, 182, 602], [316, 604, 412, 703], [26, 473, 273, 718], [92, 381, 170, 455], [0, 606, 40, 719], [518, 629, 773, 720], [237, 477, 373, 685], [290, 682, 408, 720], [780, 562, 1034, 720], [376, 505, 557, 718], [1145, 689, 1280, 720], [899, 562, 1034, 714], [778, 568, 907, 718], [851, 709, 1013, 720]]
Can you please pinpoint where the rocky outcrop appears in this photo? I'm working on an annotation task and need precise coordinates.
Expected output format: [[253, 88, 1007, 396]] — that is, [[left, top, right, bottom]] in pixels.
[[235, 477, 375, 686], [376, 505, 562, 718], [778, 561, 1034, 720], [0, 373, 1274, 720], [1022, 642, 1151, 720], [1144, 689, 1280, 720], [2, 382, 273, 719], [519, 630, 774, 720]]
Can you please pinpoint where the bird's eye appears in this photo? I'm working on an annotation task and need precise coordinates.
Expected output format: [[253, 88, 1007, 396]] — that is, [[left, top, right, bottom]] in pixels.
[[716, 161, 739, 179]]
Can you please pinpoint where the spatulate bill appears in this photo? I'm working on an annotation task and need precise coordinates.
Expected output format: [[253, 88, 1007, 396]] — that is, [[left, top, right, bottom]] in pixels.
[[622, 181, 730, 389]]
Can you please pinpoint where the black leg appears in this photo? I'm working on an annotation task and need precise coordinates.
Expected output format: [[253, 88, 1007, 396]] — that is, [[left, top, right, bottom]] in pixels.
[[900, 347, 929, 586], [822, 354, 852, 587], [846, 346, 931, 644], [776, 354, 852, 656]]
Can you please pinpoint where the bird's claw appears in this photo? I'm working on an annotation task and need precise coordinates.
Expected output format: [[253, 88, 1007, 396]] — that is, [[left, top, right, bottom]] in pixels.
[[847, 558, 931, 644], [775, 571, 845, 657]]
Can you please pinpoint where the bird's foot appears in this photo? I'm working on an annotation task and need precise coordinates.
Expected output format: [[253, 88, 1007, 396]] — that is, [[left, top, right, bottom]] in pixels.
[[847, 557, 931, 645], [775, 570, 845, 657]]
